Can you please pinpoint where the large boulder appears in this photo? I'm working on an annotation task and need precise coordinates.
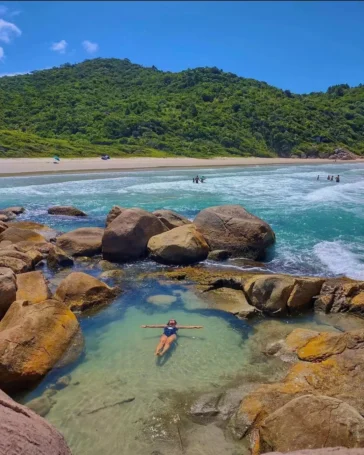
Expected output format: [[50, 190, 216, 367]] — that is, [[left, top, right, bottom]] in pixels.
[[260, 395, 364, 452], [8, 221, 59, 242], [106, 205, 126, 226], [47, 245, 74, 269], [0, 249, 33, 274], [102, 208, 167, 262], [0, 299, 80, 392], [56, 227, 104, 257], [147, 224, 209, 265], [152, 209, 191, 230], [54, 272, 119, 311], [204, 287, 257, 319], [194, 205, 275, 260], [315, 279, 364, 315], [0, 389, 72, 455], [0, 226, 47, 245], [3, 206, 25, 215], [0, 267, 17, 319], [16, 271, 51, 304], [48, 206, 87, 216]]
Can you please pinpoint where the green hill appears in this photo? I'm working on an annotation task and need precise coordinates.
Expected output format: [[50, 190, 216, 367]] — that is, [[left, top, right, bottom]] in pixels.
[[0, 58, 363, 158]]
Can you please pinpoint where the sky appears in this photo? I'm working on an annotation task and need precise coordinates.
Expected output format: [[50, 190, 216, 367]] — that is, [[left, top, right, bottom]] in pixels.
[[0, 1, 363, 93]]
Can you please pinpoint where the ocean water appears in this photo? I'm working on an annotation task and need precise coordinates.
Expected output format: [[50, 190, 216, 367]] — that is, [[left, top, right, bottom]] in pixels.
[[1, 163, 364, 454]]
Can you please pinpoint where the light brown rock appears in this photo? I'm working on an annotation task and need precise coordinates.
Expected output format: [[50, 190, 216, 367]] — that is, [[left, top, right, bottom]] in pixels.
[[205, 287, 257, 319], [0, 389, 72, 455], [148, 224, 209, 265], [152, 209, 191, 230], [0, 226, 47, 246], [0, 249, 33, 274], [0, 267, 17, 319], [260, 395, 364, 452], [287, 278, 324, 311], [47, 245, 74, 268], [16, 271, 51, 303], [48, 206, 87, 216], [8, 221, 59, 242], [4, 206, 25, 215], [56, 227, 104, 257], [0, 299, 80, 392], [194, 205, 275, 260], [0, 220, 8, 233], [102, 208, 167, 262], [54, 271, 119, 311], [106, 205, 126, 226]]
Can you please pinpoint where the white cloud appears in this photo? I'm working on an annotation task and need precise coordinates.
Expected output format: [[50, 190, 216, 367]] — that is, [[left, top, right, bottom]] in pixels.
[[0, 71, 30, 77], [50, 39, 68, 54], [82, 40, 99, 54], [0, 18, 21, 43], [0, 46, 4, 60]]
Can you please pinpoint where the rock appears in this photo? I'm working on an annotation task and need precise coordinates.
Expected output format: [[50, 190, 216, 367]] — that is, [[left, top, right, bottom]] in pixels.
[[99, 269, 125, 280], [0, 389, 72, 455], [0, 267, 17, 319], [0, 299, 80, 392], [53, 374, 71, 390], [26, 249, 44, 267], [102, 208, 167, 262], [3, 206, 25, 215], [260, 395, 364, 452], [148, 224, 209, 265], [287, 278, 324, 311], [244, 275, 296, 315], [208, 250, 232, 261], [106, 205, 126, 226], [8, 221, 59, 242], [0, 249, 33, 274], [26, 395, 56, 417], [0, 220, 8, 233], [315, 278, 364, 314], [190, 392, 222, 418], [329, 148, 358, 161], [54, 272, 119, 312], [0, 226, 47, 246], [194, 205, 275, 260], [16, 271, 51, 303], [56, 227, 104, 257], [98, 259, 118, 270], [152, 209, 191, 230], [204, 287, 257, 319], [48, 206, 87, 216], [47, 245, 74, 269], [0, 210, 16, 221], [147, 294, 177, 306]]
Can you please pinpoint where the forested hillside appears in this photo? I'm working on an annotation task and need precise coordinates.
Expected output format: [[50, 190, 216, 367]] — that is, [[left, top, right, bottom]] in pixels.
[[0, 58, 363, 158]]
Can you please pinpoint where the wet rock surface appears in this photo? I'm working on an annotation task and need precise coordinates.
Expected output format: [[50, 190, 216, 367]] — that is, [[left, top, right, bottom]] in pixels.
[[152, 209, 191, 230], [48, 206, 87, 216], [56, 227, 104, 257]]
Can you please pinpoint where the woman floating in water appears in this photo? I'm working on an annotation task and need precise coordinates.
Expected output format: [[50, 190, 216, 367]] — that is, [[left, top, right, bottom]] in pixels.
[[141, 319, 203, 356]]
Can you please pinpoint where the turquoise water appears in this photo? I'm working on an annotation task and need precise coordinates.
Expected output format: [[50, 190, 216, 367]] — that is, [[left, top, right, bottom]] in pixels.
[[2, 163, 364, 454], [1, 162, 363, 278]]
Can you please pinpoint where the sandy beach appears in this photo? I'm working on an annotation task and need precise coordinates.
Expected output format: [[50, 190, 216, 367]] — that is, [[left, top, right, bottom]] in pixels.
[[0, 156, 354, 177]]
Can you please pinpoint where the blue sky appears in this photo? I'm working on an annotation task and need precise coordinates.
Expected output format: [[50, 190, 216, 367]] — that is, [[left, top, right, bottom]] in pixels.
[[0, 1, 363, 93]]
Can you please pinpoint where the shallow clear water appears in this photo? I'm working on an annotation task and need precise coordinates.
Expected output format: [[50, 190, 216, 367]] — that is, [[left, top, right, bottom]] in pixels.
[[2, 163, 364, 454], [1, 163, 363, 278]]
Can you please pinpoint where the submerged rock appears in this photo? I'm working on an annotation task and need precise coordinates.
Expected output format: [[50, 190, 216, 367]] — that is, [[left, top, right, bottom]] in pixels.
[[0, 267, 17, 319], [0, 299, 80, 392], [54, 271, 119, 312], [56, 227, 104, 257], [152, 209, 191, 230], [0, 389, 71, 455], [16, 271, 51, 303], [148, 224, 209, 265], [147, 294, 177, 306], [26, 395, 56, 417], [48, 206, 87, 216], [99, 269, 125, 280], [102, 208, 167, 262], [194, 205, 275, 260]]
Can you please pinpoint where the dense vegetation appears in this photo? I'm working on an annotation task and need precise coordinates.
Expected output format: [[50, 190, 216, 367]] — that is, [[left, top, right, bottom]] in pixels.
[[0, 58, 363, 158]]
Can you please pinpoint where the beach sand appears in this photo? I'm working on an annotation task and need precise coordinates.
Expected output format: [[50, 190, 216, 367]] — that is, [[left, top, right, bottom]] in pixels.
[[0, 156, 356, 177]]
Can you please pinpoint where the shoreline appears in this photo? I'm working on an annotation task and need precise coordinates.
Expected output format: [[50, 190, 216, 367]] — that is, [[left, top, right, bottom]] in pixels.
[[0, 156, 357, 177]]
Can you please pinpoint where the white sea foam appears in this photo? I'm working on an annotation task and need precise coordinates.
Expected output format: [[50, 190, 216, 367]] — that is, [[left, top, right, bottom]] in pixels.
[[314, 241, 364, 280], [305, 180, 364, 204]]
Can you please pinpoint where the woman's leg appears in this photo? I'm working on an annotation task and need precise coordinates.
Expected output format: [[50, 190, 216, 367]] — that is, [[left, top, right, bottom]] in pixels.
[[160, 334, 177, 355], [155, 335, 168, 355]]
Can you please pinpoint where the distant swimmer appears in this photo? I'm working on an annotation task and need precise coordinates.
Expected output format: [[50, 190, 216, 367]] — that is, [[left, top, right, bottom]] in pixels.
[[330, 175, 334, 181], [327, 175, 331, 180], [336, 175, 340, 183], [317, 175, 320, 180], [192, 177, 195, 183], [195, 175, 200, 183]]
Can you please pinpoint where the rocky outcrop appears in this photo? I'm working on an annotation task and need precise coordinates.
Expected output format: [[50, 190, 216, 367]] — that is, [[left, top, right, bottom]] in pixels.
[[0, 299, 80, 392], [148, 224, 209, 265], [16, 271, 51, 303], [56, 227, 104, 257], [0, 220, 8, 234], [0, 389, 72, 455], [152, 209, 191, 230], [0, 249, 33, 274], [8, 221, 59, 242], [106, 205, 125, 226], [260, 395, 364, 452], [329, 148, 358, 160], [0, 226, 47, 246], [0, 210, 16, 222], [315, 278, 364, 315], [102, 208, 167, 262], [0, 267, 17, 319], [203, 287, 257, 319], [3, 206, 25, 215], [54, 272, 119, 311], [48, 206, 87, 216], [47, 245, 74, 268], [194, 205, 275, 260]]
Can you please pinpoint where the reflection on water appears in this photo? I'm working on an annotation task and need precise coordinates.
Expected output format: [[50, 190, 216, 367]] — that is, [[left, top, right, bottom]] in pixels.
[[20, 272, 363, 455]]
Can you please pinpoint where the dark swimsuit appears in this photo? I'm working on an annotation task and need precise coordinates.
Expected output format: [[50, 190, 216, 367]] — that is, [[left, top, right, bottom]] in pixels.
[[163, 326, 178, 337]]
